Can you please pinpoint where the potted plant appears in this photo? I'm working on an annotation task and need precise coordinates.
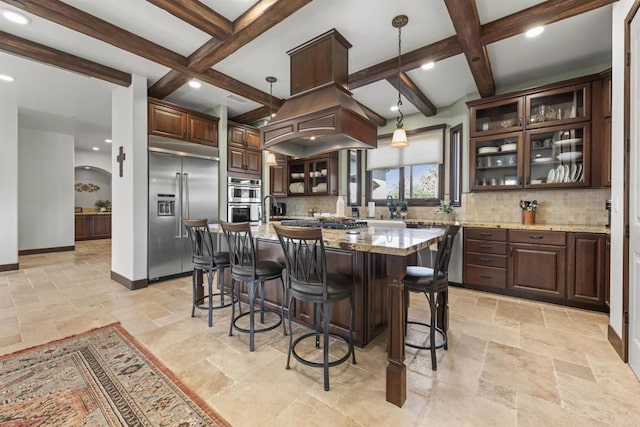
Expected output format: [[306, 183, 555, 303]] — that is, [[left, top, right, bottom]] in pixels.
[[399, 200, 409, 219], [95, 199, 111, 212], [435, 200, 455, 221]]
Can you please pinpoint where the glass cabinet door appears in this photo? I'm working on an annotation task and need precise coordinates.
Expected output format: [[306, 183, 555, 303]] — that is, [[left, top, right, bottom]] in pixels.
[[525, 124, 590, 188], [308, 159, 329, 194], [288, 161, 306, 195], [469, 97, 523, 137], [525, 83, 591, 129], [470, 132, 522, 191]]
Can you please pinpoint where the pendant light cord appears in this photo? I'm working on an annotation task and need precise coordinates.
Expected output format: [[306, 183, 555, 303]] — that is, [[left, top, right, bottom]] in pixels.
[[396, 24, 403, 129]]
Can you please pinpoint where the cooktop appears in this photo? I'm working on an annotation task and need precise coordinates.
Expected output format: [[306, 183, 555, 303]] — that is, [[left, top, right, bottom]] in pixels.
[[279, 220, 368, 230]]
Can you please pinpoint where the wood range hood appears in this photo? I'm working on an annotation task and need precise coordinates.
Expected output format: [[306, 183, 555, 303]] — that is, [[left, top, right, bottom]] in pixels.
[[260, 29, 377, 158]]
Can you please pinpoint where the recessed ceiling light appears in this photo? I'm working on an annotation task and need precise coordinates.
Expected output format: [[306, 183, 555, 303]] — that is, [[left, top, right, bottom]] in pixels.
[[525, 26, 544, 38], [421, 61, 435, 70], [84, 166, 91, 169], [188, 79, 202, 89], [0, 74, 15, 82], [105, 139, 112, 143], [2, 9, 31, 25], [92, 147, 100, 151], [390, 106, 399, 112]]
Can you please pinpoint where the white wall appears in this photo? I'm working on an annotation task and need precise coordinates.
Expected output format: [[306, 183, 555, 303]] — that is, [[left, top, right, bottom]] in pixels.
[[74, 168, 112, 209], [111, 74, 148, 282], [610, 0, 634, 337], [18, 128, 74, 250], [0, 102, 19, 266], [75, 150, 112, 173]]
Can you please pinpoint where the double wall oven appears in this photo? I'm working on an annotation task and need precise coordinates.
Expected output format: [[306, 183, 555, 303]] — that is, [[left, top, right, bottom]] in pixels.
[[227, 177, 261, 224]]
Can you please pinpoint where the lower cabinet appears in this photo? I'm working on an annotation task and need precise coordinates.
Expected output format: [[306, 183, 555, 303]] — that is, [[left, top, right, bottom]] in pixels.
[[463, 227, 608, 311], [75, 214, 111, 241]]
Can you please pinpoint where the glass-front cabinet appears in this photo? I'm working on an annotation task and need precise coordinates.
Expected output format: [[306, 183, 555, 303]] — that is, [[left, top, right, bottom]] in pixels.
[[469, 97, 523, 137], [525, 124, 590, 188], [525, 83, 591, 130], [287, 153, 337, 196], [470, 133, 522, 191]]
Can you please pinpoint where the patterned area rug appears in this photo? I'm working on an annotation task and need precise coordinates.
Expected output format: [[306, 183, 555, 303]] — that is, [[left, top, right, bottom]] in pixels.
[[0, 323, 229, 426]]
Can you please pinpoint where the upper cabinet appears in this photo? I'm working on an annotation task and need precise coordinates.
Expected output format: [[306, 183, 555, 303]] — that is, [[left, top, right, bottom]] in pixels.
[[227, 123, 262, 178], [287, 153, 338, 196], [148, 98, 219, 147], [467, 71, 609, 191]]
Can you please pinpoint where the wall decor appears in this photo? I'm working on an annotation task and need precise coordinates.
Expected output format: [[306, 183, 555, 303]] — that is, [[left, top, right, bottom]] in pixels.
[[75, 183, 101, 192]]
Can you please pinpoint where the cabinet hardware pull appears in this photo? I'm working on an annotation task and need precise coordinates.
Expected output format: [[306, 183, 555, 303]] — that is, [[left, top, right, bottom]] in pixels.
[[519, 117, 522, 127], [518, 176, 522, 186], [480, 258, 492, 262], [529, 235, 544, 239], [480, 232, 492, 236], [480, 245, 492, 249], [510, 246, 514, 256], [480, 274, 492, 279]]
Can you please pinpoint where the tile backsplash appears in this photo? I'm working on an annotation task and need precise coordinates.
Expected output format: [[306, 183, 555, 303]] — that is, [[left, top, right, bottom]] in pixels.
[[281, 188, 611, 226]]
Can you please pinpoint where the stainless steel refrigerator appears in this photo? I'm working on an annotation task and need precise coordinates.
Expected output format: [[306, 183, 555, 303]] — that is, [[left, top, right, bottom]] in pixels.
[[148, 149, 219, 281]]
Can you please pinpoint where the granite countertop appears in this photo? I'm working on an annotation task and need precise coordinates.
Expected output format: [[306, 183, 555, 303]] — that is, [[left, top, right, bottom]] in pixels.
[[213, 222, 445, 256]]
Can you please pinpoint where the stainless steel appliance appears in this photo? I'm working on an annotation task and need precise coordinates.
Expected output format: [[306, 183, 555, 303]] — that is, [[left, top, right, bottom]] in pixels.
[[228, 177, 261, 224], [148, 149, 219, 281], [271, 202, 286, 216]]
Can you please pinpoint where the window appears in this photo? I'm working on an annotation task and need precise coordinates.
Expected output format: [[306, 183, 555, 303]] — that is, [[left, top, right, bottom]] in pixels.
[[449, 124, 463, 207], [346, 149, 362, 206], [366, 125, 445, 206]]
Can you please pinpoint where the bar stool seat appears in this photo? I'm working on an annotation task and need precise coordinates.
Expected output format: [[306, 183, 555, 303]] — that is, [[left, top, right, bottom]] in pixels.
[[404, 224, 459, 370], [183, 219, 235, 327]]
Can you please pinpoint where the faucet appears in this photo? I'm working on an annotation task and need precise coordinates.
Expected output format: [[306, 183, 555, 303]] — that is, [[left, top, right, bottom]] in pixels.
[[386, 195, 398, 219], [261, 195, 279, 223]]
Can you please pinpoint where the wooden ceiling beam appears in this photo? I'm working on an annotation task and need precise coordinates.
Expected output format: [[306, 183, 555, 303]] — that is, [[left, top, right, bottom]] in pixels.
[[482, 0, 618, 45], [231, 106, 272, 124], [145, 0, 233, 40], [356, 102, 387, 127], [386, 73, 436, 117], [0, 31, 131, 86], [444, 0, 495, 97]]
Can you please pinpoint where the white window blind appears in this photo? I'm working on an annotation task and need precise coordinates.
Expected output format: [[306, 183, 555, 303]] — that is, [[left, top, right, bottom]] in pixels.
[[366, 128, 444, 170]]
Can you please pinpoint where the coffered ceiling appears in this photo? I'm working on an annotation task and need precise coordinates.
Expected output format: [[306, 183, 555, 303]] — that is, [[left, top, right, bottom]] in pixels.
[[0, 0, 613, 152]]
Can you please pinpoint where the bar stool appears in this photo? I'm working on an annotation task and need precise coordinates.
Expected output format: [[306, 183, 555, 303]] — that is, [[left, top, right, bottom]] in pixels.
[[274, 224, 356, 391], [404, 224, 460, 370], [183, 219, 234, 327], [219, 221, 287, 352]]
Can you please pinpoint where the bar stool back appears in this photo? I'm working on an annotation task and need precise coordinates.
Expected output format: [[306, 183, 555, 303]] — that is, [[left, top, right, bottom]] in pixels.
[[404, 224, 460, 370], [183, 219, 233, 327], [219, 221, 287, 351], [274, 224, 356, 391]]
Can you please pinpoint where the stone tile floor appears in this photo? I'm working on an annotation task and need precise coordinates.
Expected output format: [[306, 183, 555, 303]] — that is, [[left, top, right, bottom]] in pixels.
[[1, 240, 639, 426]]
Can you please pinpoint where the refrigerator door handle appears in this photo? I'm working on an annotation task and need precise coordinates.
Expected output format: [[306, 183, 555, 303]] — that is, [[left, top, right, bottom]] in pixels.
[[183, 173, 190, 221], [176, 172, 182, 238]]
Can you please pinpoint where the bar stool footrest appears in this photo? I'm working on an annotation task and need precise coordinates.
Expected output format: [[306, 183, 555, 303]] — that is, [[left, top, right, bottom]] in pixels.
[[405, 320, 447, 350], [290, 331, 353, 369], [193, 291, 237, 311], [232, 309, 283, 334]]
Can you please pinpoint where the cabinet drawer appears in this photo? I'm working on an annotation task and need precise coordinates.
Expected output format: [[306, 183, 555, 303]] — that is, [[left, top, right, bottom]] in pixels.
[[465, 252, 507, 268], [509, 229, 565, 246], [465, 228, 507, 241], [465, 239, 507, 255], [465, 265, 506, 289]]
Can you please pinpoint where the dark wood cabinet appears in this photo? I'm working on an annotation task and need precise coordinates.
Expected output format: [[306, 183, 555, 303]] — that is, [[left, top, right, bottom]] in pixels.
[[567, 233, 607, 306], [269, 153, 288, 197], [227, 124, 262, 178], [75, 214, 111, 241], [148, 99, 218, 146], [591, 70, 612, 188], [508, 242, 566, 299], [463, 228, 508, 290], [287, 153, 338, 196], [605, 236, 610, 307]]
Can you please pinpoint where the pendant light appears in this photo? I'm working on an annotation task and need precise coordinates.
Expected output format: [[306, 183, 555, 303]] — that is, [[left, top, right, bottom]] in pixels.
[[390, 15, 409, 148], [265, 76, 278, 166]]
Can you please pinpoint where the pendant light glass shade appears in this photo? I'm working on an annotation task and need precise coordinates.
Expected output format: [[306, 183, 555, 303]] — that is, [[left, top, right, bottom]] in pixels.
[[265, 151, 277, 166], [390, 127, 408, 148]]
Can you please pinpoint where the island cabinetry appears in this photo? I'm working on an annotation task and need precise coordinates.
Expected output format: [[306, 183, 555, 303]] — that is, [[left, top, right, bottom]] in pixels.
[[507, 230, 566, 300], [75, 214, 111, 241], [567, 233, 607, 306], [463, 228, 508, 290], [228, 123, 261, 178], [148, 99, 218, 146], [269, 153, 288, 197]]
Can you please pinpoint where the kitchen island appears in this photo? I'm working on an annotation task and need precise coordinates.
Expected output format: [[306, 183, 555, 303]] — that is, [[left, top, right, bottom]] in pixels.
[[218, 221, 445, 408]]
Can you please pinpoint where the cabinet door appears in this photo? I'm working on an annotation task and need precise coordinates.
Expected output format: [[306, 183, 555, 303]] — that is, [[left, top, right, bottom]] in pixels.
[[469, 97, 523, 137], [270, 164, 288, 197], [605, 237, 610, 307], [188, 115, 217, 146], [91, 215, 112, 238], [602, 72, 612, 118], [567, 233, 606, 306], [288, 161, 306, 196], [525, 83, 591, 129], [524, 123, 590, 188], [470, 132, 522, 191], [75, 216, 90, 240], [227, 147, 246, 173], [601, 117, 612, 187], [149, 104, 186, 140], [508, 243, 566, 299], [244, 150, 262, 176], [245, 129, 261, 149], [228, 126, 246, 147]]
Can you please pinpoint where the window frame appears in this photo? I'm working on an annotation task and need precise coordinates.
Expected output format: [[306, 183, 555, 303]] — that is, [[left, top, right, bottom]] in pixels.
[[346, 149, 362, 207], [449, 123, 463, 207]]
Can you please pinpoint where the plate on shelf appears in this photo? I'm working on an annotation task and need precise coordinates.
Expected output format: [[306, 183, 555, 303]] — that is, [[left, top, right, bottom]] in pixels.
[[555, 165, 565, 183], [547, 168, 555, 183], [576, 164, 583, 182], [557, 151, 583, 162], [530, 179, 543, 184], [500, 143, 517, 152], [478, 146, 499, 154], [533, 157, 553, 163], [554, 138, 583, 146], [563, 164, 570, 182]]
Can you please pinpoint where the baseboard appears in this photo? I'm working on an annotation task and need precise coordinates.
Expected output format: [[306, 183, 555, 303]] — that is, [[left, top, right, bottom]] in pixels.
[[110, 270, 148, 290], [18, 246, 75, 256], [0, 263, 19, 272], [608, 324, 625, 361]]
